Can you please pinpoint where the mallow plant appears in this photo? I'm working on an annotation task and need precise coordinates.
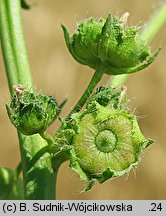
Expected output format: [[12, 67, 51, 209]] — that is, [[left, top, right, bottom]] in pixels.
[[0, 0, 166, 200]]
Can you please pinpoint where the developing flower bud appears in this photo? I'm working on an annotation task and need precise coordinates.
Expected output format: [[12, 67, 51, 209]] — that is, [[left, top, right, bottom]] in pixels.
[[62, 13, 160, 75], [6, 85, 58, 135]]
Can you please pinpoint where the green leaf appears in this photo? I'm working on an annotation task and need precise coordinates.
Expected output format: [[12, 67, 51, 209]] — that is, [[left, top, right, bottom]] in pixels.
[[0, 167, 24, 200]]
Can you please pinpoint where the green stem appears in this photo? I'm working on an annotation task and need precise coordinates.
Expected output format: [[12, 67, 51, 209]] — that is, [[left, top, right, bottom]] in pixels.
[[27, 146, 50, 171], [0, 0, 56, 199], [108, 74, 128, 88], [0, 0, 33, 93], [65, 65, 104, 121], [109, 2, 166, 88], [141, 1, 166, 42], [40, 132, 55, 146]]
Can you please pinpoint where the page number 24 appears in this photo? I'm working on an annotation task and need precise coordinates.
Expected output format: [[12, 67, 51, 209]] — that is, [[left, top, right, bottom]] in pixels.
[[149, 203, 162, 211]]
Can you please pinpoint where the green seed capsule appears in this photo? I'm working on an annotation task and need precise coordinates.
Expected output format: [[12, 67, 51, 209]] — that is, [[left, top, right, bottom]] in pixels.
[[72, 18, 105, 68], [98, 16, 150, 69], [62, 13, 160, 75], [69, 89, 153, 190], [6, 85, 58, 135]]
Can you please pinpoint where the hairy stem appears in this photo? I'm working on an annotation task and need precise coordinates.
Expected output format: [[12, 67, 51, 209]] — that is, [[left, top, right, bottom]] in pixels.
[[65, 65, 104, 121], [0, 0, 56, 199], [110, 2, 166, 88]]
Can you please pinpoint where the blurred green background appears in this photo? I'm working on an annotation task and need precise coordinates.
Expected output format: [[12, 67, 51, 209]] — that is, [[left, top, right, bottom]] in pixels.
[[0, 0, 166, 199]]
